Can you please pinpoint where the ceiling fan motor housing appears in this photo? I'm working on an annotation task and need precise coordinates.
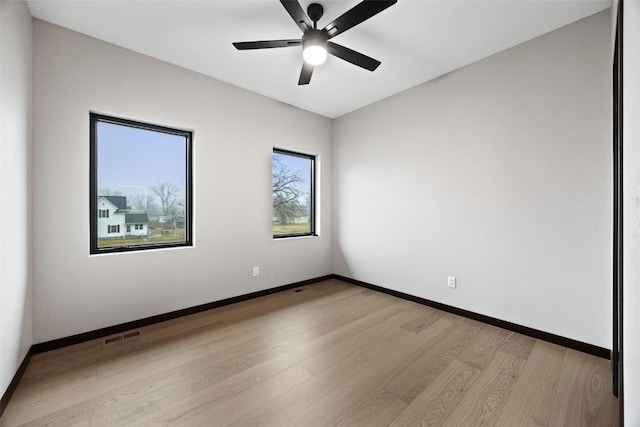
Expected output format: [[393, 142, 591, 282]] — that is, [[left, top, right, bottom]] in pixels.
[[307, 3, 324, 23], [302, 29, 328, 49]]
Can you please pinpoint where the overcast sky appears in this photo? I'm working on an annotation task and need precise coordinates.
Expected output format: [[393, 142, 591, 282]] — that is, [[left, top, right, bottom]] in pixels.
[[97, 121, 187, 201], [273, 151, 312, 190]]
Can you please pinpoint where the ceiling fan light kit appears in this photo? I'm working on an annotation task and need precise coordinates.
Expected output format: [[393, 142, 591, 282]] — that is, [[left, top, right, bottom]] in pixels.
[[302, 30, 328, 66], [233, 0, 397, 85]]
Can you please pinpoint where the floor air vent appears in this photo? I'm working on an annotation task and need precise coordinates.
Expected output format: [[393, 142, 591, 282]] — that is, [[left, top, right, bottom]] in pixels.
[[103, 330, 140, 345]]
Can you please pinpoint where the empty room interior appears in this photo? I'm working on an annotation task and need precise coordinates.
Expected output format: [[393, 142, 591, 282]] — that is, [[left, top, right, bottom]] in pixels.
[[1, 0, 639, 425]]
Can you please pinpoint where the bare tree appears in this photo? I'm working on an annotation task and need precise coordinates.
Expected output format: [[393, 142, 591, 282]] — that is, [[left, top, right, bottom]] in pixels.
[[272, 155, 305, 225], [150, 183, 181, 228], [99, 188, 123, 196], [151, 183, 179, 213], [130, 193, 158, 213]]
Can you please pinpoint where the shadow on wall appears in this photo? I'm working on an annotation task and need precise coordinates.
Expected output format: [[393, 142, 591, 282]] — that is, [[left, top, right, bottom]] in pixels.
[[332, 242, 352, 278]]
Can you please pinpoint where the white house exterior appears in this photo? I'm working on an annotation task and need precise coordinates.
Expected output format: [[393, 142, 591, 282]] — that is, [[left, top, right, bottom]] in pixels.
[[124, 213, 149, 236], [97, 196, 149, 239]]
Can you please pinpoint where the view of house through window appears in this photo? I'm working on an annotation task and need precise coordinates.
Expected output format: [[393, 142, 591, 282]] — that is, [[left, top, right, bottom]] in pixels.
[[273, 149, 315, 237], [90, 113, 192, 254]]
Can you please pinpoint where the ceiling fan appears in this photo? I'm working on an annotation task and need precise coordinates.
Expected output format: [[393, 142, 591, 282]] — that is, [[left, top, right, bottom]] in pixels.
[[232, 0, 397, 85]]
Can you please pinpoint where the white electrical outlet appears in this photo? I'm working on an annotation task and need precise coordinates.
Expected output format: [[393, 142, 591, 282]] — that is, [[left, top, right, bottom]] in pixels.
[[253, 267, 259, 277], [447, 276, 456, 288]]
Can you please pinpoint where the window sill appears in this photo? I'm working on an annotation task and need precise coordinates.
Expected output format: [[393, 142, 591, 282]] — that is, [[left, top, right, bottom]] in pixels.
[[273, 234, 318, 240]]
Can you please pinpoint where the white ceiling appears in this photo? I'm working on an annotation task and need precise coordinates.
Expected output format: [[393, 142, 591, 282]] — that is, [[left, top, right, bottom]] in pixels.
[[26, 0, 610, 118]]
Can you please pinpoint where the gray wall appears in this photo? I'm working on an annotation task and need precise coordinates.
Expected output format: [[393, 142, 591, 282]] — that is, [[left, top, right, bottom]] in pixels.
[[32, 20, 333, 343], [0, 1, 33, 396], [623, 1, 640, 424], [333, 11, 612, 348]]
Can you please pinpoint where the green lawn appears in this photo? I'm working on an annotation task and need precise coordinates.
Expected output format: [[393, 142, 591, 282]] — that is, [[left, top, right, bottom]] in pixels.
[[98, 228, 185, 248], [100, 224, 312, 247], [273, 223, 311, 235]]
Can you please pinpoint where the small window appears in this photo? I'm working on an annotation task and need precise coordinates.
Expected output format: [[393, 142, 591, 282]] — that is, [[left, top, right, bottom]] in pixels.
[[90, 113, 193, 254], [272, 149, 315, 238]]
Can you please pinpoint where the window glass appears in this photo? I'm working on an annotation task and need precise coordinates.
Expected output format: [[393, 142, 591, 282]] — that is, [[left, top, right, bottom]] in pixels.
[[272, 149, 315, 238], [90, 113, 192, 254]]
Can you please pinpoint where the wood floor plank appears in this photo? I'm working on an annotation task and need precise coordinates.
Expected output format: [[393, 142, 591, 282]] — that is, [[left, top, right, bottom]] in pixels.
[[66, 288, 402, 427], [278, 331, 435, 426], [495, 340, 566, 427], [299, 301, 415, 375], [388, 360, 482, 426], [255, 311, 477, 427], [279, 314, 352, 340], [10, 329, 294, 427], [384, 317, 485, 404], [114, 350, 310, 425], [131, 365, 313, 427], [0, 281, 619, 427], [499, 331, 536, 360], [6, 364, 97, 408], [549, 349, 619, 427], [4, 337, 213, 422], [444, 352, 524, 426], [337, 389, 407, 427], [230, 321, 418, 426], [398, 305, 444, 335], [105, 304, 409, 425], [456, 324, 511, 370], [334, 388, 407, 427]]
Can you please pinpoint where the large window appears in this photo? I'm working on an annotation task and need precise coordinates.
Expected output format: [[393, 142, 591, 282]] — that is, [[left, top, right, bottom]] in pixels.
[[272, 148, 315, 238], [90, 113, 193, 254]]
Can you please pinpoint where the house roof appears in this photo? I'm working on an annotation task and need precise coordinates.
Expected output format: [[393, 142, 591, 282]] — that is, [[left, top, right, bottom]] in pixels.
[[102, 195, 129, 210], [124, 212, 149, 224], [125, 213, 149, 224]]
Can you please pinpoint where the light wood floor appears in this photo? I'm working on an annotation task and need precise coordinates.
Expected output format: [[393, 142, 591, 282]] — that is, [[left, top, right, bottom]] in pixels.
[[1, 279, 618, 426]]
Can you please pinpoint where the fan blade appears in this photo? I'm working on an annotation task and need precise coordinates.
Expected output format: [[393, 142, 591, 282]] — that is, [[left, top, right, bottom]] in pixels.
[[298, 62, 314, 85], [323, 0, 397, 39], [280, 0, 312, 33], [328, 42, 381, 71], [233, 40, 301, 50]]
